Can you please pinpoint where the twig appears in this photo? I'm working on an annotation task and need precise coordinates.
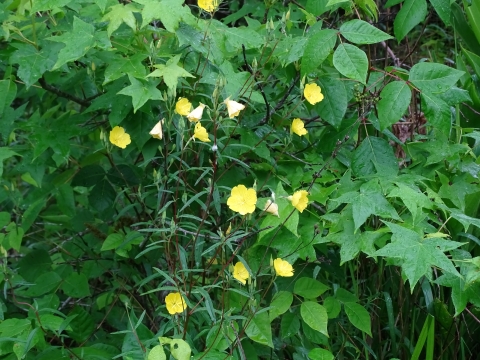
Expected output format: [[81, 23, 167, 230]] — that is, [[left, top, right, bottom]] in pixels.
[[38, 77, 91, 107], [380, 41, 400, 67]]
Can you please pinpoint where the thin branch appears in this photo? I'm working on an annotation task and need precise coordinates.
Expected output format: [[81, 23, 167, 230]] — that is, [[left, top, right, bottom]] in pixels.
[[38, 77, 91, 107]]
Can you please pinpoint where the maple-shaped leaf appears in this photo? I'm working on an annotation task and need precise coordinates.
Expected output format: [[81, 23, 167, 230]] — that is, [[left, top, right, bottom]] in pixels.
[[103, 53, 148, 85], [387, 182, 432, 221], [48, 16, 97, 70], [147, 54, 195, 92], [437, 173, 478, 211], [102, 4, 138, 37], [31, 0, 72, 12], [10, 42, 60, 88], [136, 0, 196, 33], [117, 74, 162, 113], [374, 222, 462, 290], [332, 179, 400, 232]]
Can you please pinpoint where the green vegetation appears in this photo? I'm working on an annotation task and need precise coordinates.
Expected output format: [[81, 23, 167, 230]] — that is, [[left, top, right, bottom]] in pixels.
[[1, 0, 480, 359]]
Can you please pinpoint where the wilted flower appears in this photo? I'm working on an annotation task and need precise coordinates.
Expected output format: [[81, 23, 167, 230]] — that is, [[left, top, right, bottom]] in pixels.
[[175, 98, 192, 116], [304, 83, 324, 105], [149, 119, 164, 140], [291, 118, 307, 136], [193, 122, 210, 142], [273, 258, 294, 277], [109, 126, 131, 149], [288, 190, 309, 213], [264, 200, 279, 217], [187, 103, 206, 122], [198, 0, 217, 12], [227, 185, 257, 215], [165, 292, 186, 315], [233, 262, 250, 285], [224, 97, 245, 118]]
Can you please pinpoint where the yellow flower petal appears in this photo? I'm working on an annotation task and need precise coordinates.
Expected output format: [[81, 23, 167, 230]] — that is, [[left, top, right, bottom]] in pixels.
[[224, 97, 245, 118], [198, 0, 217, 12], [165, 292, 187, 315], [227, 185, 257, 215], [149, 119, 164, 140], [175, 97, 192, 116], [289, 190, 309, 213], [273, 258, 294, 277], [187, 103, 205, 122], [291, 118, 308, 136], [193, 122, 210, 142], [264, 200, 279, 217], [109, 126, 131, 149], [233, 262, 250, 285], [304, 83, 324, 105]]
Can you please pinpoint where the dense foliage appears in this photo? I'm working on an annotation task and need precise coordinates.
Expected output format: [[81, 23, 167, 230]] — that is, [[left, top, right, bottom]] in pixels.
[[1, 0, 480, 359]]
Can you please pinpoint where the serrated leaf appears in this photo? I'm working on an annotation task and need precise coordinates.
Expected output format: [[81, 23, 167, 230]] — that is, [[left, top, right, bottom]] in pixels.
[[393, 0, 427, 42], [245, 311, 273, 348], [48, 16, 96, 70], [374, 223, 462, 290], [387, 182, 431, 220], [118, 74, 162, 113], [344, 302, 372, 336], [139, 0, 195, 33], [102, 4, 137, 37], [377, 81, 411, 130], [333, 43, 368, 84], [103, 53, 148, 85], [300, 302, 328, 337], [302, 29, 337, 76], [147, 55, 195, 92], [340, 19, 392, 44]]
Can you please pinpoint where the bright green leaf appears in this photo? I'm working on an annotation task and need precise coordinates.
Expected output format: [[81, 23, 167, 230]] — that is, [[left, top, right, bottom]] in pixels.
[[428, 0, 450, 26], [103, 53, 148, 85], [300, 302, 329, 337], [340, 19, 392, 44], [377, 80, 411, 130], [245, 311, 273, 348], [333, 43, 368, 84], [393, 0, 427, 42], [351, 136, 398, 177], [138, 0, 196, 33], [410, 62, 464, 94], [269, 291, 293, 321], [294, 278, 330, 299], [302, 29, 337, 76], [118, 74, 162, 113], [147, 55, 195, 92], [31, 0, 72, 12], [102, 4, 137, 37], [148, 345, 167, 360], [308, 348, 334, 360]]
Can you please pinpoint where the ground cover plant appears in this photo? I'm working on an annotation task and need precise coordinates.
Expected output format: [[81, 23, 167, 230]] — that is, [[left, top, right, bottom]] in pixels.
[[1, 0, 480, 359]]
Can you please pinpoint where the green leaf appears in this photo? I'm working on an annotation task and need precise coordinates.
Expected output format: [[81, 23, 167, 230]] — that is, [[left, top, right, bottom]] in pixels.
[[0, 147, 19, 178], [48, 16, 97, 70], [118, 74, 162, 113], [314, 76, 347, 129], [0, 212, 10, 228], [72, 165, 106, 187], [101, 233, 124, 251], [18, 249, 52, 282], [308, 348, 334, 360], [139, 0, 196, 33], [377, 81, 411, 130], [280, 312, 300, 339], [300, 302, 328, 337], [294, 278, 330, 299], [5, 225, 24, 251], [22, 198, 46, 232], [387, 182, 431, 220], [31, 0, 72, 12], [147, 55, 195, 92], [344, 302, 372, 336], [103, 53, 148, 85], [333, 43, 368, 84], [148, 345, 166, 360], [428, 0, 450, 26], [409, 62, 464, 94], [420, 91, 452, 135], [56, 184, 76, 217], [302, 29, 337, 76], [0, 80, 16, 117], [107, 164, 143, 186], [245, 311, 273, 348], [0, 319, 31, 337], [102, 4, 137, 37], [327, 228, 384, 264], [393, 0, 427, 42], [274, 36, 307, 66], [168, 339, 191, 360], [25, 271, 63, 297], [269, 291, 293, 321], [465, 0, 480, 45], [374, 223, 462, 289], [340, 19, 392, 44], [88, 179, 116, 213], [451, 3, 480, 56], [61, 272, 91, 298], [10, 43, 58, 88], [351, 136, 398, 177], [324, 296, 341, 318]]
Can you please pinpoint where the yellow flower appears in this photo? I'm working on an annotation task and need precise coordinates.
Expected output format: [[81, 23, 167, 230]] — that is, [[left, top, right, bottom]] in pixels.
[[165, 292, 187, 315], [291, 118, 307, 136], [193, 122, 210, 142], [149, 119, 164, 140], [264, 200, 279, 217], [198, 0, 217, 12], [109, 126, 131, 149], [304, 83, 324, 105], [175, 97, 192, 116], [224, 97, 245, 118], [273, 258, 294, 277], [288, 190, 309, 213], [233, 262, 250, 285], [227, 185, 257, 215], [187, 103, 206, 122]]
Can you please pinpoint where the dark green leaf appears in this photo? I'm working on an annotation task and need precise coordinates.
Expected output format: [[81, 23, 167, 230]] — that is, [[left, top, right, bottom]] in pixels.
[[88, 179, 116, 212], [351, 137, 398, 177], [107, 164, 142, 186], [377, 81, 411, 130], [344, 302, 372, 336], [61, 273, 91, 298], [140, 0, 196, 33], [280, 312, 300, 339], [269, 291, 293, 321], [103, 53, 148, 85], [314, 76, 347, 129], [72, 165, 106, 187], [18, 249, 52, 282]]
